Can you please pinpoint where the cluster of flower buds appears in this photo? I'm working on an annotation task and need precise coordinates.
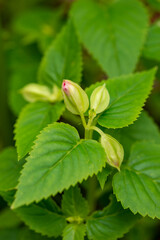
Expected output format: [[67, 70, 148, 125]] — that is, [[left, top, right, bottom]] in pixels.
[[20, 83, 62, 103], [61, 79, 124, 170]]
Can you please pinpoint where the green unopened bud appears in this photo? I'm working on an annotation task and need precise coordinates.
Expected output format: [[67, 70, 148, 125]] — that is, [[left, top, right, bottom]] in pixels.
[[62, 80, 89, 115], [90, 84, 110, 114], [100, 134, 124, 170], [20, 83, 62, 103]]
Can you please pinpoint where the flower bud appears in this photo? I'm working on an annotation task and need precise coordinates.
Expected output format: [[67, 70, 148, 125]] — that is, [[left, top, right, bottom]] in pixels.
[[20, 83, 53, 103], [62, 80, 89, 115], [100, 134, 124, 170], [90, 84, 110, 114]]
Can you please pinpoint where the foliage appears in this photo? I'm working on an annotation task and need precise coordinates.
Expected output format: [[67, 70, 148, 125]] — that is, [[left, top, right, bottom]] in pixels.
[[1, 0, 160, 239]]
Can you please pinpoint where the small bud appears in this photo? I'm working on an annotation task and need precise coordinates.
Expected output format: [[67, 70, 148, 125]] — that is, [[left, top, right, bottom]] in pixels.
[[62, 80, 89, 115], [100, 134, 124, 170], [20, 83, 53, 103], [90, 84, 110, 114]]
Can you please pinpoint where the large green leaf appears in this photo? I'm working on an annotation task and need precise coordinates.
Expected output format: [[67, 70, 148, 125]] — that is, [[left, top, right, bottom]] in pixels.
[[15, 199, 66, 237], [146, 0, 160, 10], [86, 68, 156, 128], [86, 196, 138, 240], [143, 22, 160, 62], [113, 142, 160, 218], [15, 102, 65, 160], [12, 123, 106, 208], [62, 186, 89, 218], [38, 20, 82, 88], [105, 111, 160, 159], [71, 0, 148, 77], [0, 148, 23, 191], [63, 224, 86, 240]]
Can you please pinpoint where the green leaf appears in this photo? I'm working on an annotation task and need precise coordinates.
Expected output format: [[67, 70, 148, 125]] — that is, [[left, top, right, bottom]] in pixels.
[[86, 68, 156, 128], [15, 199, 66, 237], [86, 196, 139, 240], [105, 111, 160, 159], [12, 123, 106, 208], [38, 20, 82, 88], [71, 0, 148, 77], [97, 167, 112, 190], [113, 142, 160, 218], [143, 21, 160, 62], [15, 102, 65, 160], [62, 186, 89, 218], [63, 224, 86, 240], [0, 148, 23, 191]]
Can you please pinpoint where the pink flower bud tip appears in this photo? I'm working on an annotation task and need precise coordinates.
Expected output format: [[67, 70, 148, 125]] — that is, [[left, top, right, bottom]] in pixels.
[[62, 80, 70, 95]]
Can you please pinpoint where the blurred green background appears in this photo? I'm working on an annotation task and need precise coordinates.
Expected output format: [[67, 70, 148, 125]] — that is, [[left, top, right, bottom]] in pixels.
[[0, 0, 160, 239]]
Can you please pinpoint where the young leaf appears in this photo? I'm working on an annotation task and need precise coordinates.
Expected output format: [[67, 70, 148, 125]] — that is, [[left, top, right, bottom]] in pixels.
[[63, 224, 86, 240], [97, 167, 112, 190], [38, 20, 82, 88], [86, 196, 139, 240], [71, 0, 148, 77], [12, 123, 106, 208], [143, 22, 160, 62], [86, 68, 156, 128], [15, 199, 66, 237], [113, 142, 160, 219], [15, 102, 65, 160], [62, 186, 89, 218], [105, 111, 160, 159], [0, 148, 23, 191]]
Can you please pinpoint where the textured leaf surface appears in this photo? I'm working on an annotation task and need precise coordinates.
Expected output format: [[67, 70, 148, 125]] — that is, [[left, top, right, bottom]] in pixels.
[[143, 22, 160, 62], [62, 186, 89, 218], [71, 0, 148, 77], [86, 69, 156, 128], [38, 20, 82, 88], [113, 142, 160, 218], [12, 123, 106, 208], [15, 199, 66, 237], [86, 196, 138, 240], [105, 111, 160, 159], [0, 148, 23, 191], [63, 224, 86, 240], [15, 102, 64, 160]]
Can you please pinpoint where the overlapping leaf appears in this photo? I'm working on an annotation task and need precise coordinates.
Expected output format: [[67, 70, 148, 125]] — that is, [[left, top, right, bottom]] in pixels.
[[143, 21, 160, 62], [12, 123, 106, 208], [15, 102, 64, 160], [86, 68, 156, 128], [113, 142, 160, 218], [63, 224, 86, 240], [15, 199, 66, 237], [38, 20, 82, 88], [105, 111, 160, 158], [86, 196, 139, 240], [71, 0, 148, 77], [62, 186, 89, 218]]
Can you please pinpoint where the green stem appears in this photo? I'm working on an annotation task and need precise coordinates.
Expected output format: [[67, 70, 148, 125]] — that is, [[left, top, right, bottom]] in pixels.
[[89, 126, 105, 138]]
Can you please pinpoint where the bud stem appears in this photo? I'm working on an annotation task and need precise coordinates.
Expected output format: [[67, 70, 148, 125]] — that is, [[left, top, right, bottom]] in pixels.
[[89, 126, 105, 138]]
